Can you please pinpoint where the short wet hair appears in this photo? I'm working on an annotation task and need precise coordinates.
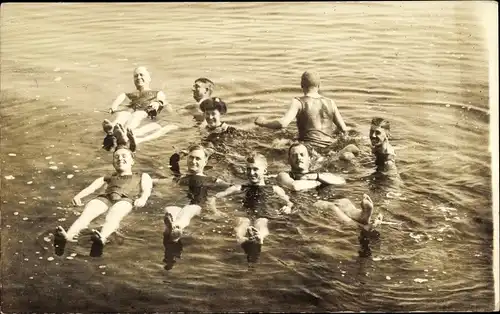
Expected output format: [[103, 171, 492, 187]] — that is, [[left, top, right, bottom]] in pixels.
[[187, 144, 210, 159], [288, 141, 311, 157], [200, 97, 227, 114], [195, 77, 215, 94], [246, 153, 268, 169], [371, 117, 391, 131], [113, 146, 135, 158], [301, 71, 321, 90]]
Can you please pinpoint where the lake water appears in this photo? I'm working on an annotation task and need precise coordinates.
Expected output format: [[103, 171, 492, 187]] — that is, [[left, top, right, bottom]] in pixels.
[[1, 2, 497, 312]]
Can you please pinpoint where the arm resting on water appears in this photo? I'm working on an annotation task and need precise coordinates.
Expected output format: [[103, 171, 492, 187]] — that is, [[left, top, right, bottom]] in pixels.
[[331, 101, 347, 133], [109, 93, 128, 113], [214, 185, 243, 199], [254, 98, 301, 129], [277, 172, 322, 192], [72, 177, 106, 206], [156, 91, 172, 113], [317, 172, 346, 185]]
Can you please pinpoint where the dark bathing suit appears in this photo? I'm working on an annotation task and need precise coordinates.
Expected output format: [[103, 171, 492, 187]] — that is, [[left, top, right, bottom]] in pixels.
[[125, 90, 164, 118], [295, 96, 340, 149], [96, 173, 141, 206], [240, 184, 277, 220], [176, 174, 218, 206]]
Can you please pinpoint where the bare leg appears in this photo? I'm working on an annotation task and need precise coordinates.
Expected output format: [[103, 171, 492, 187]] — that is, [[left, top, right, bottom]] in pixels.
[[98, 201, 134, 244], [104, 112, 132, 133], [124, 110, 148, 130], [357, 194, 374, 225], [133, 122, 162, 137], [164, 205, 201, 242], [63, 199, 109, 240], [135, 123, 179, 145], [253, 218, 269, 244], [235, 217, 251, 244]]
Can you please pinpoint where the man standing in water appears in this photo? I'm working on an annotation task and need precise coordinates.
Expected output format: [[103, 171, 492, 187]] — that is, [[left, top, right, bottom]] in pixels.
[[254, 71, 349, 151], [102, 66, 176, 150]]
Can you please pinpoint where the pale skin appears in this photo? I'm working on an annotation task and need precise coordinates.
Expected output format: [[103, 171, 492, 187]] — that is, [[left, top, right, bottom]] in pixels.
[[277, 144, 346, 192], [104, 66, 176, 144], [370, 125, 396, 171], [254, 86, 348, 134], [57, 149, 152, 244], [161, 148, 228, 242], [209, 159, 293, 245]]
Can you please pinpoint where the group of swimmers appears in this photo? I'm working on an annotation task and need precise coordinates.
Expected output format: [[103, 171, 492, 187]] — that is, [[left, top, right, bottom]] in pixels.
[[53, 67, 396, 268]]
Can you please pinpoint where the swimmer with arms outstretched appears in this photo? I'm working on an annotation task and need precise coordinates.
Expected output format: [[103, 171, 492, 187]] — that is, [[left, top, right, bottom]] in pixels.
[[277, 142, 346, 191], [54, 146, 153, 257], [209, 153, 293, 266], [102, 66, 176, 150], [255, 71, 348, 149]]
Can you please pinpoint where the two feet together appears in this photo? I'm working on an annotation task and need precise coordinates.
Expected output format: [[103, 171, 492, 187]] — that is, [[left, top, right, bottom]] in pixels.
[[102, 119, 136, 152]]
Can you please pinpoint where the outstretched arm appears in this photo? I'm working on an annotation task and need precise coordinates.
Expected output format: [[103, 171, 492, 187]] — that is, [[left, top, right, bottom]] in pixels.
[[214, 184, 243, 199], [134, 173, 153, 207], [272, 185, 294, 214], [254, 98, 301, 129], [109, 93, 128, 113], [277, 172, 322, 192], [157, 91, 172, 113], [332, 101, 347, 133], [72, 177, 106, 206]]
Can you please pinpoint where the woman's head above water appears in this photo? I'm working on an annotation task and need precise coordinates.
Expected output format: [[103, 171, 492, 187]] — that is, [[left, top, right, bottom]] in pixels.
[[200, 97, 228, 128]]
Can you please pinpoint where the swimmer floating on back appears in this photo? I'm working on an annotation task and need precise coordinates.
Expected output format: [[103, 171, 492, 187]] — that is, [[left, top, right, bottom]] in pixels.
[[155, 144, 230, 269], [209, 153, 294, 267], [102, 66, 178, 151], [54, 146, 153, 257]]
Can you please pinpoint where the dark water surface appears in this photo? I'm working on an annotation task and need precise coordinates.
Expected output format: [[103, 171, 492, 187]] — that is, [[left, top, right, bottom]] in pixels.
[[1, 2, 496, 312]]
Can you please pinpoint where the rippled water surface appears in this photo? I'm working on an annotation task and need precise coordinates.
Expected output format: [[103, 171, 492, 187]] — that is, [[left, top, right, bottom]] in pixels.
[[1, 2, 497, 312]]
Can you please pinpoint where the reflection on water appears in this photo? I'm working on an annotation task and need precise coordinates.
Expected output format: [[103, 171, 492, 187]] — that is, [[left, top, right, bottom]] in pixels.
[[0, 2, 495, 312]]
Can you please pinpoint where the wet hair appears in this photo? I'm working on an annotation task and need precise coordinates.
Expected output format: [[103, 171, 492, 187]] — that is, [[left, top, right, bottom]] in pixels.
[[288, 141, 311, 157], [113, 146, 135, 159], [246, 153, 268, 169], [370, 117, 391, 138], [301, 71, 321, 90], [200, 97, 227, 114], [195, 77, 215, 94], [187, 144, 210, 159]]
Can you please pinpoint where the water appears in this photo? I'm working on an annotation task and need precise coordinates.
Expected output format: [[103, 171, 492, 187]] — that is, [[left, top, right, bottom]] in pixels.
[[0, 2, 496, 312]]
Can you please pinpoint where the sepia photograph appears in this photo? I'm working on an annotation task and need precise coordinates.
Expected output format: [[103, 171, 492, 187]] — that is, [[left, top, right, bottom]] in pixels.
[[1, 2, 498, 312]]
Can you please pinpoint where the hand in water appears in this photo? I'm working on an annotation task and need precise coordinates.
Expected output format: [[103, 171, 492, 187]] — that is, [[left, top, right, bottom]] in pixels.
[[278, 205, 292, 214], [134, 196, 147, 208], [254, 116, 266, 126], [147, 101, 160, 112], [72, 196, 83, 207], [109, 108, 115, 114]]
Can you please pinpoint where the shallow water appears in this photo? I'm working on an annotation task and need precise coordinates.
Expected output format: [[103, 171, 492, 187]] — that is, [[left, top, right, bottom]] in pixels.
[[0, 2, 496, 312]]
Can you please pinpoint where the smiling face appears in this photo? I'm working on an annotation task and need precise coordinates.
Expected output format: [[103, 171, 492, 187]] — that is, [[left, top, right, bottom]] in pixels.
[[246, 159, 267, 185], [204, 109, 222, 128], [186, 148, 208, 175], [369, 125, 389, 148], [192, 80, 211, 103], [289, 144, 310, 173], [113, 148, 134, 173], [133, 67, 151, 89]]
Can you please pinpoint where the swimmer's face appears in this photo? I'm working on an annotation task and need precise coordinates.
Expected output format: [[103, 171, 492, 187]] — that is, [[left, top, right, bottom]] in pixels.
[[113, 149, 134, 172], [192, 81, 210, 102], [246, 161, 267, 185], [369, 126, 389, 147], [289, 145, 310, 172], [133, 67, 151, 88], [204, 109, 222, 128], [187, 149, 207, 174]]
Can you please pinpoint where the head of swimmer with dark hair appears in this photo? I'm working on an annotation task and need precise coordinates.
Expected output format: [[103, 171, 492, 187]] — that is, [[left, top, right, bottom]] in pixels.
[[246, 153, 268, 186], [288, 142, 313, 174], [200, 97, 228, 129], [112, 147, 135, 174], [193, 77, 215, 103], [369, 117, 391, 149]]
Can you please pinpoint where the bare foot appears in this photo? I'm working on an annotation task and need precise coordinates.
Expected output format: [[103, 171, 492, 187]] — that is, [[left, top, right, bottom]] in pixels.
[[102, 119, 113, 134], [358, 194, 374, 225], [113, 123, 128, 146]]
